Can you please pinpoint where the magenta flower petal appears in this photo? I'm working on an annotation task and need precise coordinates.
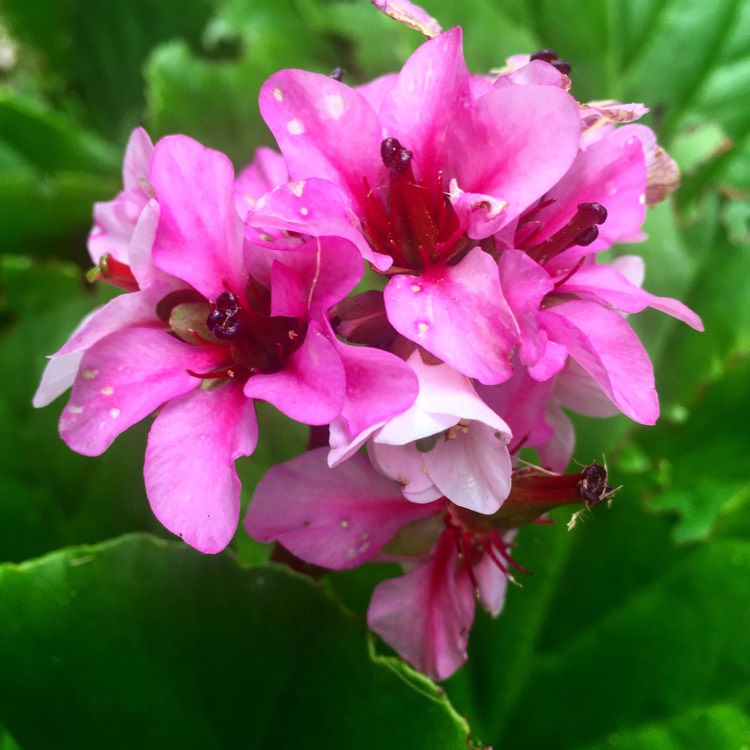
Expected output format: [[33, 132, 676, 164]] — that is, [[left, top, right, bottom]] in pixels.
[[145, 383, 257, 553], [541, 300, 659, 424], [334, 341, 419, 439], [245, 448, 438, 569], [59, 328, 219, 456], [498, 248, 555, 369], [243, 321, 345, 424], [249, 178, 389, 270], [384, 247, 516, 384], [368, 530, 475, 681], [149, 135, 245, 301], [234, 146, 289, 219], [380, 28, 472, 179], [558, 259, 704, 330], [459, 84, 581, 224], [259, 71, 382, 205], [539, 125, 649, 262]]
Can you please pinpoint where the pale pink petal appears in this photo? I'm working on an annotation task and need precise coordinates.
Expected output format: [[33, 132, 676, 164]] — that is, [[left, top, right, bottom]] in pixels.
[[243, 321, 345, 424], [59, 328, 219, 456], [370, 0, 442, 38], [558, 261, 703, 330], [376, 353, 511, 445], [150, 135, 245, 301], [540, 300, 658, 424], [495, 60, 570, 89], [368, 440, 442, 504], [458, 85, 581, 225], [380, 28, 472, 181], [554, 359, 620, 418], [259, 71, 382, 207], [423, 421, 512, 514], [384, 248, 516, 385], [368, 530, 476, 681], [33, 350, 84, 408], [244, 448, 438, 568], [474, 548, 509, 616], [449, 185, 509, 239], [122, 127, 155, 191], [145, 383, 258, 553]]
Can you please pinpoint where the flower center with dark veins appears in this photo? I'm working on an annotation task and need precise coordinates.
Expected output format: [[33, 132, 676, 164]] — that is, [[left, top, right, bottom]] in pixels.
[[362, 138, 468, 274]]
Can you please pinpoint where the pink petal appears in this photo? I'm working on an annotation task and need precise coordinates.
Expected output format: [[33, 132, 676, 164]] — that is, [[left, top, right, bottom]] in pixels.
[[245, 448, 438, 568], [537, 401, 575, 472], [234, 146, 289, 218], [540, 300, 658, 424], [334, 341, 419, 441], [368, 530, 476, 681], [243, 321, 345, 424], [458, 85, 581, 225], [498, 248, 555, 369], [422, 421, 512, 514], [259, 71, 382, 207], [59, 328, 220, 456], [384, 248, 516, 384], [558, 261, 704, 330], [248, 178, 390, 271], [150, 135, 245, 301], [554, 359, 620, 418], [539, 125, 649, 263], [145, 383, 258, 553], [355, 73, 398, 112], [380, 28, 472, 181]]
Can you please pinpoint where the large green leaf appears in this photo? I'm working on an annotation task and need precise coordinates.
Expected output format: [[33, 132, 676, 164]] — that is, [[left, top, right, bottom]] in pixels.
[[0, 534, 473, 749]]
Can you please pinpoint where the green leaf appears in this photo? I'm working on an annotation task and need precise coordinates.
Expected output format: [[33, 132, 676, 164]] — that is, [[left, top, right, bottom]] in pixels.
[[631, 355, 750, 543], [0, 534, 473, 749], [576, 704, 750, 750], [2, 0, 214, 139]]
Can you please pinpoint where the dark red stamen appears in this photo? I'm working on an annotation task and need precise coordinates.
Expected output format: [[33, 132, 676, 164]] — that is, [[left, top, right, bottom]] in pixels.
[[530, 49, 571, 75], [553, 256, 586, 289], [525, 202, 607, 265], [362, 139, 465, 272]]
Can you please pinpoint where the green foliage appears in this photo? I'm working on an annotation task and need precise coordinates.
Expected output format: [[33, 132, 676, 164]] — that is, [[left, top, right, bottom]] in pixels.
[[0, 535, 471, 749], [0, 0, 749, 746]]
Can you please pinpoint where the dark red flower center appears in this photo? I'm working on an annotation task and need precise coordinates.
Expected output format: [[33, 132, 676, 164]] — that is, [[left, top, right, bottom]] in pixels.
[[362, 138, 468, 273]]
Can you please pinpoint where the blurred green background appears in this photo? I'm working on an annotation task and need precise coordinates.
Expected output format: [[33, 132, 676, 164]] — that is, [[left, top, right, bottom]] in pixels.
[[1, 0, 749, 747]]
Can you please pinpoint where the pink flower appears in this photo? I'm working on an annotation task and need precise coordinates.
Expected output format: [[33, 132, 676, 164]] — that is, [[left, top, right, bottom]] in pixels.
[[35, 134, 375, 553], [245, 447, 612, 680], [252, 27, 583, 384]]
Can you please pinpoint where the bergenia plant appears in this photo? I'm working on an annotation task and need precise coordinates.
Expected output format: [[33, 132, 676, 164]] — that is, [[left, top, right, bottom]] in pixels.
[[34, 0, 702, 683]]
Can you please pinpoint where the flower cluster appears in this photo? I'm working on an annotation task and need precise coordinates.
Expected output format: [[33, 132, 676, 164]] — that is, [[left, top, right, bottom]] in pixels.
[[36, 2, 701, 680]]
